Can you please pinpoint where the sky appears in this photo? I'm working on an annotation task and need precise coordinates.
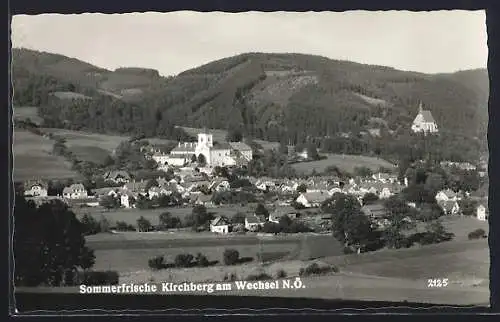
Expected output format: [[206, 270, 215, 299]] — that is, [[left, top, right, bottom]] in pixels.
[[11, 11, 487, 77]]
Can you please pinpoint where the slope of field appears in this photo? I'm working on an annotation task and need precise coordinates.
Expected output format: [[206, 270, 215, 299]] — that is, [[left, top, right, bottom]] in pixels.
[[13, 129, 80, 181], [291, 153, 396, 174], [12, 48, 489, 145], [13, 106, 44, 125], [41, 128, 130, 152]]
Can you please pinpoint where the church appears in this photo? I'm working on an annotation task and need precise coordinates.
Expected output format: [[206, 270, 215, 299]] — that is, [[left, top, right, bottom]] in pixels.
[[152, 131, 253, 167], [411, 102, 439, 134]]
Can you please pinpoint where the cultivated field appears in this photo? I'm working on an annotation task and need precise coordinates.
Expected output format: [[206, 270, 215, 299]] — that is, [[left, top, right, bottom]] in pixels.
[[292, 153, 396, 175], [74, 205, 253, 226], [13, 129, 80, 182], [13, 106, 44, 125], [41, 128, 131, 152]]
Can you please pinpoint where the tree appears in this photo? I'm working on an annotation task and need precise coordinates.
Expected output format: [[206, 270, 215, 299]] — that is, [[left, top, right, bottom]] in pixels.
[[14, 196, 95, 286], [144, 178, 159, 192], [158, 212, 181, 229], [425, 173, 445, 194], [191, 154, 197, 163], [255, 203, 269, 219], [362, 192, 379, 205], [306, 143, 320, 160], [80, 214, 100, 236], [354, 166, 373, 178], [458, 198, 479, 217], [278, 215, 293, 231], [231, 212, 246, 224], [137, 216, 153, 232], [188, 205, 213, 230], [223, 249, 240, 265], [226, 128, 243, 142], [197, 154, 207, 166], [99, 195, 120, 210], [322, 193, 373, 252], [296, 183, 307, 193]]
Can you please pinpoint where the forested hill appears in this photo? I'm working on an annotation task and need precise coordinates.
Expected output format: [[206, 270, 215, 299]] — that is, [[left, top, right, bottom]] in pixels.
[[11, 48, 489, 162]]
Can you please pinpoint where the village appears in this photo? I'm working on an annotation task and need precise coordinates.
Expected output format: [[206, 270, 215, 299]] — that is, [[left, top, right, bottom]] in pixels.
[[20, 104, 489, 238]]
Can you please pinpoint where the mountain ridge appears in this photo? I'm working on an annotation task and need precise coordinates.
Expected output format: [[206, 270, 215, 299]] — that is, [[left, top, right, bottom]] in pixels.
[[11, 48, 489, 163]]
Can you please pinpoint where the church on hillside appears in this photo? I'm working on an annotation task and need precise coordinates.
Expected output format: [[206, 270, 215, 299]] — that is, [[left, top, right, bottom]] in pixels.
[[152, 131, 253, 167], [411, 102, 439, 134]]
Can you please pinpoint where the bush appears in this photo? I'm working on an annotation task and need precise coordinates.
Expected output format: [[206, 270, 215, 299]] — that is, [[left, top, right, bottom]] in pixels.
[[223, 272, 238, 282], [174, 253, 194, 268], [276, 269, 287, 279], [246, 273, 273, 281], [299, 263, 339, 277], [468, 228, 487, 240], [223, 249, 240, 265], [148, 255, 167, 270], [343, 246, 355, 254], [196, 253, 210, 267], [115, 221, 135, 231], [80, 270, 119, 285]]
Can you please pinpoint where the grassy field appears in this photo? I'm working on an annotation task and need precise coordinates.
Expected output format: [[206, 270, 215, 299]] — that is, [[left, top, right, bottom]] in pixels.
[[13, 129, 80, 182], [13, 106, 44, 125], [67, 145, 111, 164], [292, 153, 396, 175], [74, 205, 254, 226], [41, 128, 131, 152]]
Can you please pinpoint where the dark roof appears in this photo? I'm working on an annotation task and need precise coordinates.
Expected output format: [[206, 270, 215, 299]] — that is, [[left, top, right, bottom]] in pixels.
[[420, 110, 436, 123], [212, 143, 232, 150], [361, 203, 387, 218]]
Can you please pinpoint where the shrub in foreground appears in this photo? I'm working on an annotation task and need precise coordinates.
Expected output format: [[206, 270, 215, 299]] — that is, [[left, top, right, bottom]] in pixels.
[[196, 253, 210, 267], [148, 255, 167, 270], [175, 253, 194, 268], [299, 263, 339, 277], [276, 269, 287, 279], [245, 273, 273, 281], [79, 270, 119, 285], [468, 228, 487, 240], [223, 249, 240, 265]]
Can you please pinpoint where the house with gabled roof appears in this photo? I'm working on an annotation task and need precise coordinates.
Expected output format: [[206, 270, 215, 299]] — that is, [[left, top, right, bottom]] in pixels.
[[23, 179, 48, 197], [435, 189, 460, 203], [295, 191, 331, 208], [210, 216, 231, 234], [103, 170, 131, 184], [245, 214, 266, 231], [438, 199, 461, 215], [62, 183, 88, 199]]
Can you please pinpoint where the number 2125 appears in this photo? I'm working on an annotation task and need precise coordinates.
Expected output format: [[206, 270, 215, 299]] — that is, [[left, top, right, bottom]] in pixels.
[[427, 278, 448, 288]]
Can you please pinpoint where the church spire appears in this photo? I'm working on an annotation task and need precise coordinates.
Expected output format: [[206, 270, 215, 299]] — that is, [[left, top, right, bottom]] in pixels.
[[418, 101, 423, 113]]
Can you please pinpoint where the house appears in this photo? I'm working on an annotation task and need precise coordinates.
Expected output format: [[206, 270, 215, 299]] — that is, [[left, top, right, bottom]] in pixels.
[[438, 200, 461, 215], [209, 179, 230, 192], [379, 187, 394, 199], [62, 183, 88, 199], [268, 206, 298, 224], [23, 180, 48, 197], [120, 191, 137, 209], [435, 189, 459, 202], [228, 142, 253, 161], [195, 194, 214, 207], [210, 216, 231, 234], [148, 186, 170, 199], [411, 102, 438, 134], [361, 203, 388, 220], [297, 149, 309, 160], [295, 191, 331, 208], [103, 170, 131, 184], [92, 187, 120, 198], [476, 204, 488, 221], [123, 180, 149, 195], [245, 215, 266, 231]]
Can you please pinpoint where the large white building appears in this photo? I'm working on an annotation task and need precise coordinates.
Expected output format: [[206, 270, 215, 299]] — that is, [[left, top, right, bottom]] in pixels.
[[411, 102, 438, 134], [152, 131, 253, 167]]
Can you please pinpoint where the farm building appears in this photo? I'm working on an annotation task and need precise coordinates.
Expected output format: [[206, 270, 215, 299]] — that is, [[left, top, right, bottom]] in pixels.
[[438, 200, 461, 215], [268, 206, 299, 224], [210, 216, 231, 234], [103, 170, 131, 184], [62, 183, 88, 199], [295, 191, 331, 208], [23, 180, 48, 197], [245, 215, 266, 231]]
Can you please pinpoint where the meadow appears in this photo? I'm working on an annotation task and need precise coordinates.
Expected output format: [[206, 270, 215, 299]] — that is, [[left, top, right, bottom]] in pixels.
[[74, 204, 253, 226], [13, 129, 80, 182], [292, 153, 396, 175], [41, 128, 131, 152], [13, 106, 44, 125]]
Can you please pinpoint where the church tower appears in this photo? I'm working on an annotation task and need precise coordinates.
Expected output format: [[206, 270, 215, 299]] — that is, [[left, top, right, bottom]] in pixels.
[[198, 129, 213, 148]]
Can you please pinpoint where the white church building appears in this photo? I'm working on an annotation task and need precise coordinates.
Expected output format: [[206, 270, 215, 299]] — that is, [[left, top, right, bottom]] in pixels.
[[152, 131, 253, 167], [411, 102, 438, 134]]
